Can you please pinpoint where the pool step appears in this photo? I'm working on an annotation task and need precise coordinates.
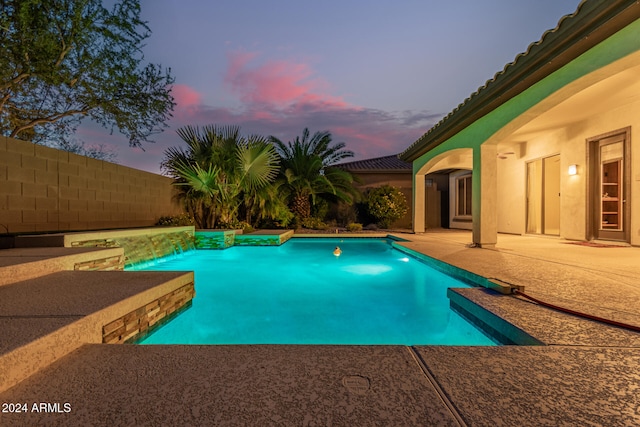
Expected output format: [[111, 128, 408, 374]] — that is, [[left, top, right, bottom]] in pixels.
[[448, 288, 543, 345], [0, 270, 194, 393], [0, 247, 125, 287]]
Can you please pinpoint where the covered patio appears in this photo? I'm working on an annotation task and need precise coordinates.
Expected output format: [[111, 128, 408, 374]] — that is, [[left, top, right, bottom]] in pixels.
[[402, 1, 640, 248]]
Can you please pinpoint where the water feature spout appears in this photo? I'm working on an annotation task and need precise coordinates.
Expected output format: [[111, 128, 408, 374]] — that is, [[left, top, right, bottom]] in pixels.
[[116, 230, 196, 268]]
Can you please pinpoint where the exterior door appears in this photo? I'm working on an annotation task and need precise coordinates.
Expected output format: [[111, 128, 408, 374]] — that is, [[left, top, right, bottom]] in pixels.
[[526, 155, 560, 235], [589, 130, 630, 242]]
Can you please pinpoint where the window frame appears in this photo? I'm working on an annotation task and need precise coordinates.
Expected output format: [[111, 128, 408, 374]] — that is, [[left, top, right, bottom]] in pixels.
[[454, 174, 472, 219]]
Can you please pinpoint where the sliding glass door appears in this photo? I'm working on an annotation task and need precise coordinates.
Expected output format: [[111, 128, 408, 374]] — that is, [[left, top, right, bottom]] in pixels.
[[526, 155, 560, 235]]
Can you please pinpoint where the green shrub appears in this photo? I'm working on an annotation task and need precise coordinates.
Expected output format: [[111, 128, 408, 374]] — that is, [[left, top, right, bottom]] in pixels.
[[365, 185, 408, 229], [274, 209, 294, 228], [311, 198, 330, 220], [155, 213, 194, 226], [237, 221, 254, 234], [327, 201, 358, 226], [258, 210, 294, 229], [346, 222, 363, 232], [301, 217, 328, 230]]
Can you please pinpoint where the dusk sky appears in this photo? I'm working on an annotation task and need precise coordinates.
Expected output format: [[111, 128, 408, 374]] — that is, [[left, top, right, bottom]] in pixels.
[[78, 0, 581, 174]]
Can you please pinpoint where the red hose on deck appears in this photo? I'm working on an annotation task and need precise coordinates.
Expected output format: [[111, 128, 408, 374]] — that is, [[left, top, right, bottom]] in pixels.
[[512, 289, 640, 333]]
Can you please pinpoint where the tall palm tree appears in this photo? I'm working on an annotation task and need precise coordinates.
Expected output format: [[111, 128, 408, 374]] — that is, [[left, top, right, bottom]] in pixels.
[[270, 128, 358, 219], [162, 125, 280, 228]]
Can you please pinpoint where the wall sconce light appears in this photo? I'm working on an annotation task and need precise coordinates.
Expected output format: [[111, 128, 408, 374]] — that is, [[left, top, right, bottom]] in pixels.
[[568, 164, 578, 176]]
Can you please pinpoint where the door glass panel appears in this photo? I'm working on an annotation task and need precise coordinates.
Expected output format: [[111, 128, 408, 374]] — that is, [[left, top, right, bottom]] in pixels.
[[591, 133, 628, 242], [600, 142, 622, 231], [527, 156, 560, 235], [526, 159, 542, 234], [601, 142, 623, 162]]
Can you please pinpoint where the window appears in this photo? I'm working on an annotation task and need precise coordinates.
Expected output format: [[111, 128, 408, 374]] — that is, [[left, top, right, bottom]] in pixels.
[[456, 175, 472, 217]]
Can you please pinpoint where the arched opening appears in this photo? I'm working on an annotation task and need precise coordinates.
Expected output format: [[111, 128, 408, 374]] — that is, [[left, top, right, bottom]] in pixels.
[[414, 149, 473, 232]]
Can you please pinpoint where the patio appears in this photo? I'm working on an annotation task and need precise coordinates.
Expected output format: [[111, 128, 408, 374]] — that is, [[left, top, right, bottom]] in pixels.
[[0, 230, 639, 426]]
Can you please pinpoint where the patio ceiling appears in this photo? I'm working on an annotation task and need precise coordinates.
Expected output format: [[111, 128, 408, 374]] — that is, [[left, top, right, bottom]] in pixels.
[[504, 61, 640, 143]]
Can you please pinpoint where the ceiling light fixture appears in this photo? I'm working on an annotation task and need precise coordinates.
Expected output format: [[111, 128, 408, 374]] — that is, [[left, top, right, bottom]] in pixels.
[[497, 151, 515, 160]]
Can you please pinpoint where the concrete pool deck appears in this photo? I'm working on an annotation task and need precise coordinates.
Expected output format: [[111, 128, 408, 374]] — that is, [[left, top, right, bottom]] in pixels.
[[1, 230, 639, 426]]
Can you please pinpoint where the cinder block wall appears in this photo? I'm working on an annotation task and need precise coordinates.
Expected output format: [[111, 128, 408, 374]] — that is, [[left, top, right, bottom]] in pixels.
[[0, 136, 182, 233]]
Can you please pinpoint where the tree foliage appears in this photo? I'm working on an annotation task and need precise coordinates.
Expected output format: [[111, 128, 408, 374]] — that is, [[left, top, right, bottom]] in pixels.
[[270, 128, 358, 219], [57, 138, 118, 163], [0, 0, 175, 147], [162, 125, 286, 229], [366, 185, 408, 229]]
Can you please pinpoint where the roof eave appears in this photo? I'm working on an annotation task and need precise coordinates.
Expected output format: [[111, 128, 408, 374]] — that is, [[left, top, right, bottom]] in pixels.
[[400, 0, 640, 162], [345, 169, 412, 174]]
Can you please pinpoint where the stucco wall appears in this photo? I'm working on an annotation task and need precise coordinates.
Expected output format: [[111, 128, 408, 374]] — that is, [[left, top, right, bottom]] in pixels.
[[496, 148, 525, 235], [0, 136, 182, 234], [564, 103, 639, 244], [496, 129, 564, 236], [495, 98, 640, 244]]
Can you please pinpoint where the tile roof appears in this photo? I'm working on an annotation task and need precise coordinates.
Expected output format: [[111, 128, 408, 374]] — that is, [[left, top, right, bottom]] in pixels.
[[400, 0, 640, 162], [337, 154, 411, 172]]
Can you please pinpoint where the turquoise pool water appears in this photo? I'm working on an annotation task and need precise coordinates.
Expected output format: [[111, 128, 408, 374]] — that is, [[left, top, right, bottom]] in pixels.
[[131, 238, 496, 345]]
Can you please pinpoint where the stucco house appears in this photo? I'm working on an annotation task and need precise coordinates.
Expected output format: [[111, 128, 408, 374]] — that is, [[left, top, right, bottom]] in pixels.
[[400, 0, 640, 247], [338, 154, 413, 228], [338, 154, 450, 229]]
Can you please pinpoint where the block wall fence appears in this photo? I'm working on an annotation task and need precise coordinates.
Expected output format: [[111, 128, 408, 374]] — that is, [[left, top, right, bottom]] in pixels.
[[0, 136, 182, 234]]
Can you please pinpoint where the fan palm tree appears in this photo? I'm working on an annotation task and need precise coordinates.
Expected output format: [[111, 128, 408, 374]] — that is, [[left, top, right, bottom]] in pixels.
[[162, 125, 280, 228], [270, 128, 358, 219]]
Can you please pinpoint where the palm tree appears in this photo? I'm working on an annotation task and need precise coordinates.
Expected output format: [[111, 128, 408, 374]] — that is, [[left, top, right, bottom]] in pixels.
[[270, 128, 358, 219], [241, 179, 293, 227], [162, 125, 280, 228]]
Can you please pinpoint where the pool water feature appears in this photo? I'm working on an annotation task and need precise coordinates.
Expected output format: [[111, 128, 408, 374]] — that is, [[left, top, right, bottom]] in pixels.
[[130, 238, 497, 345]]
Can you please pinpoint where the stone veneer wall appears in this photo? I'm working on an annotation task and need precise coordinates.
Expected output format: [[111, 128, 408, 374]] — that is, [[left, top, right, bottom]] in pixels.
[[15, 226, 195, 267], [234, 233, 292, 246], [194, 230, 294, 249], [74, 255, 124, 271], [194, 230, 236, 249], [0, 135, 182, 234], [103, 283, 195, 344], [69, 230, 195, 267]]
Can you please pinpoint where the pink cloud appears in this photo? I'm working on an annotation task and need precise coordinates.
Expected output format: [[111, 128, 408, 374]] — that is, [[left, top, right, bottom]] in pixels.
[[224, 51, 347, 109], [172, 84, 204, 119], [329, 125, 422, 159], [82, 52, 440, 174]]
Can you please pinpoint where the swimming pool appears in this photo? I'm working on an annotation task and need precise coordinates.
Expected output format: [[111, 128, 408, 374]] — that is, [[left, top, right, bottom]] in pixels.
[[130, 238, 497, 345]]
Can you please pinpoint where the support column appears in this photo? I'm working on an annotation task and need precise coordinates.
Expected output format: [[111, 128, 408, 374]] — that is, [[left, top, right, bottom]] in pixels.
[[472, 144, 498, 247], [413, 173, 426, 233]]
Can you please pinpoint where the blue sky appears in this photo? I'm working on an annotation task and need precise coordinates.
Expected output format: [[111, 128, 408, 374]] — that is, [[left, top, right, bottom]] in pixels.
[[78, 0, 581, 173]]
